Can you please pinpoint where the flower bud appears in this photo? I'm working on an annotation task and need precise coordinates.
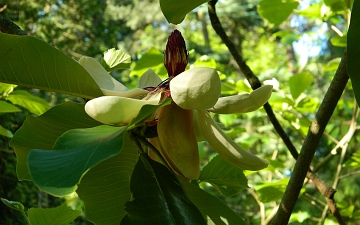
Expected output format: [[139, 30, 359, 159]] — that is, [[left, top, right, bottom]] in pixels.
[[170, 68, 221, 110]]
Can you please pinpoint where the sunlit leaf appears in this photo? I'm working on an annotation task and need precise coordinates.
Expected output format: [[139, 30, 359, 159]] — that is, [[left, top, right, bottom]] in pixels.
[[28, 203, 81, 225], [258, 0, 299, 27], [77, 134, 138, 225], [0, 32, 103, 99], [100, 48, 131, 72], [159, 0, 208, 24], [330, 35, 347, 47], [199, 155, 248, 197], [289, 72, 313, 99], [0, 100, 21, 113], [121, 155, 206, 225], [179, 179, 247, 225], [130, 47, 167, 77], [5, 90, 50, 115], [0, 82, 17, 94], [9, 102, 102, 181], [254, 179, 289, 203], [347, 0, 360, 105], [28, 125, 126, 196]]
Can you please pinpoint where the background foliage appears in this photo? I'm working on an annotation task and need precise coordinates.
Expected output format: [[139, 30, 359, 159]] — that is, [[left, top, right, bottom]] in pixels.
[[1, 0, 359, 224]]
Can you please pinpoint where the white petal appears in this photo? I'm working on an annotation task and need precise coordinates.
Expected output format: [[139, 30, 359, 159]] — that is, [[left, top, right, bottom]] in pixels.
[[79, 56, 148, 98], [85, 94, 161, 125], [197, 109, 269, 170], [137, 69, 162, 89], [170, 68, 221, 110], [209, 85, 273, 114]]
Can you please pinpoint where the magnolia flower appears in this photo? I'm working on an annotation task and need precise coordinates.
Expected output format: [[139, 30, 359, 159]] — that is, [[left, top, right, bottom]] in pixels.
[[79, 30, 273, 180]]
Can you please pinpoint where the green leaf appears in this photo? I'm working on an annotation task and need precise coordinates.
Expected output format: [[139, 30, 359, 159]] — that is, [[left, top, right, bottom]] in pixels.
[[100, 48, 131, 72], [258, 0, 299, 27], [179, 179, 247, 225], [0, 100, 21, 113], [254, 179, 289, 203], [28, 125, 127, 196], [0, 124, 13, 138], [130, 47, 167, 77], [28, 203, 81, 225], [330, 35, 347, 47], [9, 101, 102, 181], [295, 3, 321, 18], [347, 0, 360, 105], [199, 155, 249, 197], [127, 98, 172, 130], [0, 82, 17, 94], [0, 32, 103, 99], [159, 0, 208, 24], [77, 134, 138, 225], [289, 72, 313, 99], [121, 155, 206, 225], [5, 90, 50, 115], [1, 198, 25, 211]]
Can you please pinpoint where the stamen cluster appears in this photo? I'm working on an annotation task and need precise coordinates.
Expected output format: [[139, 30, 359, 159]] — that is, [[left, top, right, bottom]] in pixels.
[[164, 30, 189, 78]]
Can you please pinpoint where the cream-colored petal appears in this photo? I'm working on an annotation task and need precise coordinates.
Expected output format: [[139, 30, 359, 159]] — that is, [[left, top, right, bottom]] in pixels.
[[170, 68, 221, 110], [209, 85, 273, 114], [197, 109, 269, 170], [102, 88, 148, 98], [79, 56, 148, 98], [192, 110, 206, 142], [137, 69, 162, 89], [85, 94, 161, 125]]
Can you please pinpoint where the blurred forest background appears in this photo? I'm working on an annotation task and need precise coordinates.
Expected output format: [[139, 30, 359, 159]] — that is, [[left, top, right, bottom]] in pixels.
[[0, 0, 358, 224]]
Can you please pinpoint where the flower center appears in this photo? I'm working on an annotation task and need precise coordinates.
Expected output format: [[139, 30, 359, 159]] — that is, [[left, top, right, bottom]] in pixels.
[[144, 29, 189, 100], [164, 29, 189, 79]]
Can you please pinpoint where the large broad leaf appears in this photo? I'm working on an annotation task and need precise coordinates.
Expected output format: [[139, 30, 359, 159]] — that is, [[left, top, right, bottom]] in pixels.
[[258, 0, 299, 27], [77, 134, 138, 225], [199, 155, 249, 197], [27, 203, 81, 225], [0, 100, 21, 113], [159, 0, 208, 24], [9, 101, 102, 181], [5, 90, 50, 115], [179, 179, 247, 225], [121, 155, 206, 225], [28, 125, 127, 196], [289, 72, 313, 100], [347, 0, 360, 106], [0, 32, 103, 99]]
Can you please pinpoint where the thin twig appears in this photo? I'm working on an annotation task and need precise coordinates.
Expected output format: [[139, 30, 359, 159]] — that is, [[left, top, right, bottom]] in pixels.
[[320, 104, 358, 224]]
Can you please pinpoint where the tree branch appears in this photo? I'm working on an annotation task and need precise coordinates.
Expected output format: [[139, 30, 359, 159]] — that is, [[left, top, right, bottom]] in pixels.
[[271, 50, 348, 224], [207, 0, 299, 159], [207, 1, 349, 224]]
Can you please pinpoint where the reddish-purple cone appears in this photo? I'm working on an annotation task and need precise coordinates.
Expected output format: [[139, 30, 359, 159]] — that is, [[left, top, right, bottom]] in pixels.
[[164, 30, 189, 78]]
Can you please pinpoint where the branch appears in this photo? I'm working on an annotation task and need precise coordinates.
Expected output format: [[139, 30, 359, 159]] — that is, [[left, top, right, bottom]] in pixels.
[[207, 1, 349, 224], [207, 0, 299, 160], [271, 50, 348, 224]]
